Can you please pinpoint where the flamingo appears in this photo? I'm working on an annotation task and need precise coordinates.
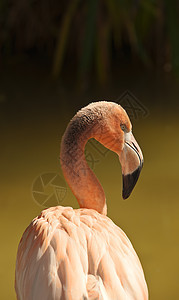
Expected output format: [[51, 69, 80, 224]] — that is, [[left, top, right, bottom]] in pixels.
[[15, 101, 148, 300]]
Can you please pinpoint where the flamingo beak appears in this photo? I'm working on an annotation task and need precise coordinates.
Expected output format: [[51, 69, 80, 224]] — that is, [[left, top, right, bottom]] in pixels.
[[119, 132, 143, 199]]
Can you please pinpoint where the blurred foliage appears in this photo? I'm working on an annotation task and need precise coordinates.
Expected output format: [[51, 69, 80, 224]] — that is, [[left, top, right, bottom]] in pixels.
[[1, 0, 179, 84]]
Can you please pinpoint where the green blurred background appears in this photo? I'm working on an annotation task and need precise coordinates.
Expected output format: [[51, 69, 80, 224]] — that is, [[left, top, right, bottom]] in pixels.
[[0, 0, 179, 299]]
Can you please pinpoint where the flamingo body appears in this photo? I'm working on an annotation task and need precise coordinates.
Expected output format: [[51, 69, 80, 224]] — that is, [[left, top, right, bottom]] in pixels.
[[15, 206, 148, 300]]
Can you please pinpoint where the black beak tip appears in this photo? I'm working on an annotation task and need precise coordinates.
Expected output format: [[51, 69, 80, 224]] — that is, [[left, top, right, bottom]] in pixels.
[[122, 165, 143, 200]]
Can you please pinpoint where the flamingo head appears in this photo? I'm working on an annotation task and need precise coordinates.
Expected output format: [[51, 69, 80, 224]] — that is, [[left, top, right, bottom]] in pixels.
[[97, 102, 144, 199]]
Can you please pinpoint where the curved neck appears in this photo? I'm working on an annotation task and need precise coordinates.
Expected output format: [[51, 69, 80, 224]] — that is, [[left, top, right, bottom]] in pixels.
[[60, 106, 109, 215]]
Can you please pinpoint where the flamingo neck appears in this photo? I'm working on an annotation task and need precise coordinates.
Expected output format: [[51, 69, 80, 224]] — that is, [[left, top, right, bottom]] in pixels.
[[60, 105, 110, 215]]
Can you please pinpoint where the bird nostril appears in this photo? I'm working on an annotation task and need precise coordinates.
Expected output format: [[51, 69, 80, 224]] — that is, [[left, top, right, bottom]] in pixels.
[[132, 142, 139, 153]]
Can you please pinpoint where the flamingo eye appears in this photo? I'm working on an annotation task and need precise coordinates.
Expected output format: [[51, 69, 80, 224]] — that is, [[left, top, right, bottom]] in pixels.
[[120, 124, 127, 132]]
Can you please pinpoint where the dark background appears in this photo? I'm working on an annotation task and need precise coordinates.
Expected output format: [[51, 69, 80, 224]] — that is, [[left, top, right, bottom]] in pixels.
[[0, 1, 179, 299]]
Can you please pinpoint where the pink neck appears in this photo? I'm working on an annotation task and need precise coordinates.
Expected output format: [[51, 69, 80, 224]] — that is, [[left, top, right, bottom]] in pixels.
[[60, 106, 108, 215], [60, 138, 107, 215]]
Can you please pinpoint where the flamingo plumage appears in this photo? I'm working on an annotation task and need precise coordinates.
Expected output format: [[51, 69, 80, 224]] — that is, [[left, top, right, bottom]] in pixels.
[[15, 101, 148, 300]]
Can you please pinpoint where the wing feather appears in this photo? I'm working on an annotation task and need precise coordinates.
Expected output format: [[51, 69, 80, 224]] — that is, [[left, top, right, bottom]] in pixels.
[[15, 206, 148, 300]]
